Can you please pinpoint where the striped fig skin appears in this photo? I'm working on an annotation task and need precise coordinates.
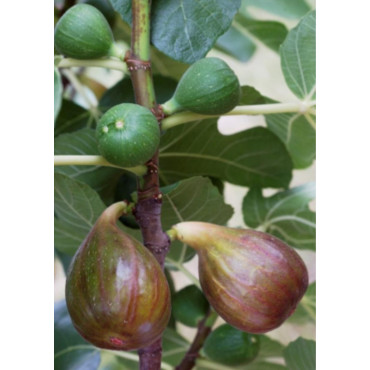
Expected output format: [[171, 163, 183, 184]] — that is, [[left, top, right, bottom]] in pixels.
[[172, 222, 308, 334], [66, 202, 171, 350]]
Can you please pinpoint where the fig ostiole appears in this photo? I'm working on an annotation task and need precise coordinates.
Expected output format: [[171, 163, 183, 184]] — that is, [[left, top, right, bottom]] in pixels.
[[66, 201, 171, 351], [161, 57, 241, 116], [171, 222, 308, 334], [54, 4, 119, 60], [96, 103, 160, 167]]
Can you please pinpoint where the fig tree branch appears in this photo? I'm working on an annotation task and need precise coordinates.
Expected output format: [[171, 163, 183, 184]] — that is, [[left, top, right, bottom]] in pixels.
[[57, 57, 128, 73], [127, 1, 171, 369], [53, 155, 147, 175], [161, 101, 316, 131], [175, 310, 218, 370]]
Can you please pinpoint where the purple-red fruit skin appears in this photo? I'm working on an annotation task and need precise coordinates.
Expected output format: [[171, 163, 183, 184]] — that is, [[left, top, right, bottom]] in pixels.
[[65, 202, 171, 350], [172, 222, 308, 334]]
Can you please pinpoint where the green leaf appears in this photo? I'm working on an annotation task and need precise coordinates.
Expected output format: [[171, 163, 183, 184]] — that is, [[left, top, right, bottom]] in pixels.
[[288, 282, 316, 323], [98, 77, 135, 112], [257, 335, 285, 360], [241, 363, 287, 370], [266, 112, 315, 169], [55, 300, 101, 370], [215, 26, 256, 62], [151, 48, 190, 81], [54, 99, 92, 137], [235, 15, 288, 52], [111, 0, 241, 63], [283, 337, 316, 370], [159, 120, 293, 188], [172, 285, 210, 327], [162, 328, 190, 366], [280, 10, 316, 100], [152, 0, 241, 63], [241, 0, 311, 19], [54, 173, 106, 255], [162, 176, 233, 263], [99, 76, 177, 112], [239, 86, 266, 105], [98, 352, 135, 370], [54, 128, 123, 203], [243, 182, 315, 250], [54, 67, 63, 122]]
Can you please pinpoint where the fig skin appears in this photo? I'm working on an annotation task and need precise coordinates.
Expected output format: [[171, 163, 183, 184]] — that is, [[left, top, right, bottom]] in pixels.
[[161, 57, 240, 115], [172, 222, 308, 334], [96, 103, 160, 167], [54, 4, 114, 59], [66, 202, 171, 351]]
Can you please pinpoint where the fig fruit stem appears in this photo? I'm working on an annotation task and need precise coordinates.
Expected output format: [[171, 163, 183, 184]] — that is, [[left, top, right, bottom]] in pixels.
[[53, 155, 147, 175], [127, 0, 171, 369], [175, 309, 218, 370], [57, 56, 128, 73], [161, 101, 316, 131]]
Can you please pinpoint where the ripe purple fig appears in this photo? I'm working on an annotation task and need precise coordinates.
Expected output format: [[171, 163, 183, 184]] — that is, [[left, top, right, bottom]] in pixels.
[[65, 202, 171, 350], [171, 222, 308, 334]]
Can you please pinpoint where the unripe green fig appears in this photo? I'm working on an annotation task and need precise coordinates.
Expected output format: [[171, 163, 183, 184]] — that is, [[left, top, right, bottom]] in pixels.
[[65, 202, 171, 350], [172, 285, 210, 327], [172, 222, 308, 334], [54, 4, 115, 59], [161, 57, 240, 115], [203, 324, 260, 365], [96, 103, 160, 167]]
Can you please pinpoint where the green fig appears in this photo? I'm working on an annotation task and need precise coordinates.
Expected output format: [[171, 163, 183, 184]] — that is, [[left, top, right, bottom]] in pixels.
[[54, 4, 116, 59], [66, 202, 171, 350], [161, 57, 240, 115], [96, 103, 160, 167], [203, 324, 260, 365], [172, 222, 308, 334]]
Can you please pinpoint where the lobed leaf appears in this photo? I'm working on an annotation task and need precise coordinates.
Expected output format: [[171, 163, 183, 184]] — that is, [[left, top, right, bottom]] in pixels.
[[215, 25, 256, 62], [243, 183, 316, 250], [54, 99, 92, 137], [266, 111, 316, 169], [162, 176, 233, 263], [240, 0, 311, 20], [54, 129, 123, 203], [110, 0, 241, 63], [54, 173, 107, 255], [235, 15, 288, 52], [159, 120, 293, 189], [55, 300, 101, 370], [280, 10, 316, 100], [283, 337, 316, 370]]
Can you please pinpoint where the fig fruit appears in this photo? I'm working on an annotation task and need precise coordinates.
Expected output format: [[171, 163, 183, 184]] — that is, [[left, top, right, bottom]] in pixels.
[[96, 103, 160, 167], [203, 324, 260, 365], [161, 57, 240, 115], [172, 222, 308, 334], [65, 202, 171, 350], [54, 4, 115, 59]]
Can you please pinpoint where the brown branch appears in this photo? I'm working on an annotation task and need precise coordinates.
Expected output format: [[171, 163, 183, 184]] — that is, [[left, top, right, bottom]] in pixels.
[[175, 310, 214, 370], [127, 1, 170, 369]]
